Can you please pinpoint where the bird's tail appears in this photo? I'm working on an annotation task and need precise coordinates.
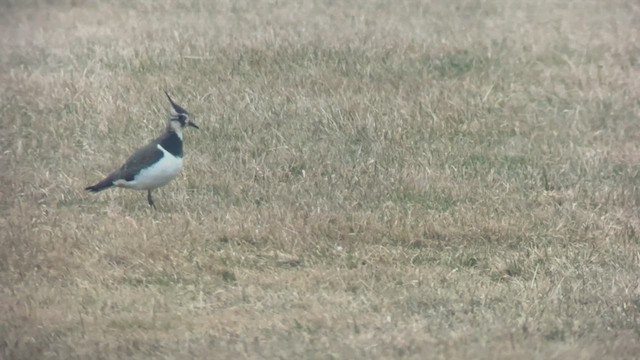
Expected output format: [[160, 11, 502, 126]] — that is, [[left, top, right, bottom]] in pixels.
[[85, 177, 114, 192]]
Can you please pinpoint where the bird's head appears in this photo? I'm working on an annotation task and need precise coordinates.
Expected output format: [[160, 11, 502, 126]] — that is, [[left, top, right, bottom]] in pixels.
[[165, 91, 199, 132]]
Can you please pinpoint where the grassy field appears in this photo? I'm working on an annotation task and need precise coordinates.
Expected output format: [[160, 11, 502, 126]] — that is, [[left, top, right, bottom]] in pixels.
[[1, 0, 640, 358]]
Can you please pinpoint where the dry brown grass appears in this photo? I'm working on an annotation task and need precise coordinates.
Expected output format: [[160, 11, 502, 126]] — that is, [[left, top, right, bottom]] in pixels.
[[2, 0, 640, 358]]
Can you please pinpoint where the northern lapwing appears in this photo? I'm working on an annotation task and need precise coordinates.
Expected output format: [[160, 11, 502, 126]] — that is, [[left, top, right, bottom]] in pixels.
[[85, 92, 199, 208]]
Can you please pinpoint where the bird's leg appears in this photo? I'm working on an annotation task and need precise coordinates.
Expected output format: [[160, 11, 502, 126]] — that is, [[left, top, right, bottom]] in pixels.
[[147, 190, 156, 209]]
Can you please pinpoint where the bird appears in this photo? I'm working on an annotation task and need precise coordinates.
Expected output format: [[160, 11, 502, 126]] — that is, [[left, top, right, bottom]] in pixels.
[[85, 91, 199, 208]]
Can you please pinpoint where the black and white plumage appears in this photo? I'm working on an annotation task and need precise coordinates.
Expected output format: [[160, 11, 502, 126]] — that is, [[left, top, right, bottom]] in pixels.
[[85, 92, 199, 208]]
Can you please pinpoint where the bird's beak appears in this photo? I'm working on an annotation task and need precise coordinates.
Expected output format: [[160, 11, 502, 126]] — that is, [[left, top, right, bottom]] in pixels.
[[188, 121, 199, 129]]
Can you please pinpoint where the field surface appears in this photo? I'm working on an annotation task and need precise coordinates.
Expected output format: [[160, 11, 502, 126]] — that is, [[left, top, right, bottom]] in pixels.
[[1, 0, 640, 359]]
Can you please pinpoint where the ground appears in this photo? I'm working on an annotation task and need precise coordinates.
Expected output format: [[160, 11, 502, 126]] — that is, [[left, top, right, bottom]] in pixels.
[[1, 0, 640, 359]]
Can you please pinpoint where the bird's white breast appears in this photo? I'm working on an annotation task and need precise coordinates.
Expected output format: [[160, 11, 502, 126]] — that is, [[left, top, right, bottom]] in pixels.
[[119, 144, 183, 190]]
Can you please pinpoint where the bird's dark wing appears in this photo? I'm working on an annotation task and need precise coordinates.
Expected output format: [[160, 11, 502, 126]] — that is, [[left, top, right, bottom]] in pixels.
[[111, 142, 164, 182]]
